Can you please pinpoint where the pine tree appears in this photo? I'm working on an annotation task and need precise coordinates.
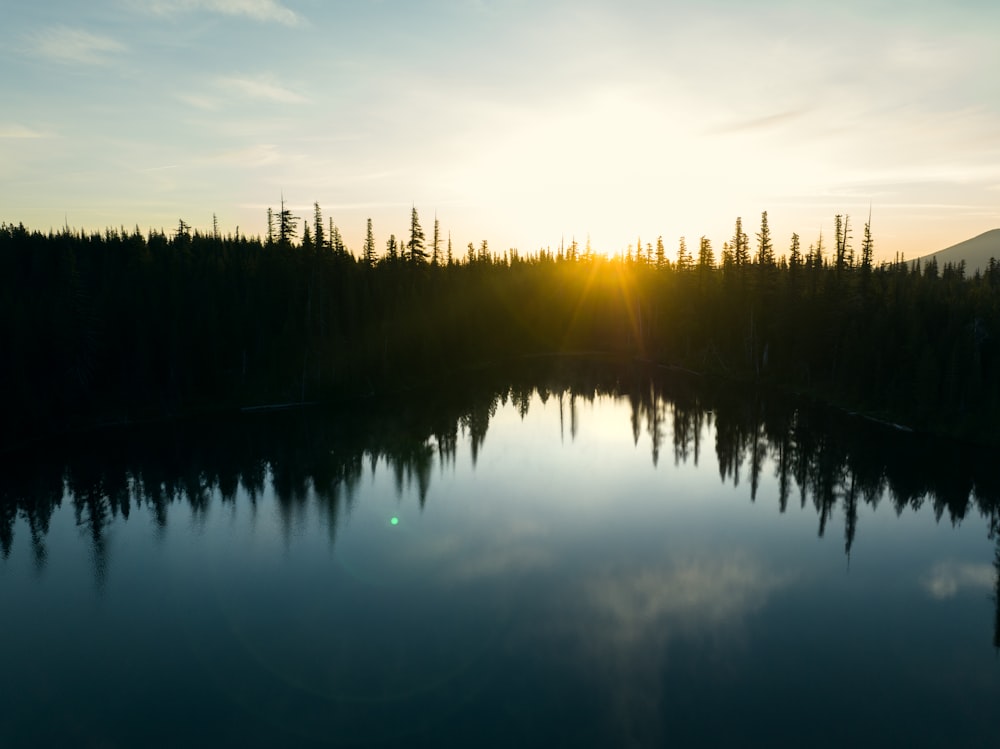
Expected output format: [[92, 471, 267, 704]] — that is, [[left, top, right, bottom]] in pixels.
[[832, 214, 852, 270], [732, 217, 749, 266], [331, 222, 345, 255], [861, 210, 874, 272], [697, 236, 715, 270], [313, 203, 324, 252], [755, 210, 774, 266], [363, 218, 376, 267], [278, 196, 297, 247], [431, 215, 441, 266], [676, 237, 693, 271], [655, 236, 666, 269], [408, 206, 427, 264], [813, 230, 825, 268], [789, 233, 802, 270], [721, 241, 734, 269], [447, 231, 453, 266], [834, 214, 847, 270]]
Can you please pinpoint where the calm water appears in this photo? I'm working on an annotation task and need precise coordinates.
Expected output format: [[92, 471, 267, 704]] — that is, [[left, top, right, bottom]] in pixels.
[[2, 366, 999, 748]]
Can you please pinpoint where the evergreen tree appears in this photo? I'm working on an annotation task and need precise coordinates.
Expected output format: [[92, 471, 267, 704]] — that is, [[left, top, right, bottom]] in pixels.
[[755, 210, 774, 266], [408, 206, 427, 264], [813, 230, 825, 268], [313, 203, 325, 252], [789, 233, 802, 270], [732, 217, 750, 266], [431, 215, 441, 266], [697, 236, 715, 270], [363, 218, 376, 267], [832, 214, 852, 271], [676, 236, 693, 271], [278, 196, 297, 247], [860, 211, 874, 272], [655, 236, 666, 269], [331, 222, 345, 255], [721, 241, 734, 270]]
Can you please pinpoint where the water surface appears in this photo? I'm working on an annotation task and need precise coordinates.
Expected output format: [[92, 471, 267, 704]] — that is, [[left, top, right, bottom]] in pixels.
[[3, 367, 999, 747]]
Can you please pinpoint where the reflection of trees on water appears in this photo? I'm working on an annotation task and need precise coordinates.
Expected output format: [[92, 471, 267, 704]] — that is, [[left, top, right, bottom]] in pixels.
[[995, 540, 1000, 651], [3, 360, 1000, 584]]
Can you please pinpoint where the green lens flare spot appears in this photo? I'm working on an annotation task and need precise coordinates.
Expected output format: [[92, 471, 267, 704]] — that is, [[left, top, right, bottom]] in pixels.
[[390, 516, 399, 526]]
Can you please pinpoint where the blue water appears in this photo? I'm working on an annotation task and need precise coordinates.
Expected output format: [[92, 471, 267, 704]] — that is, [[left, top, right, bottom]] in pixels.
[[2, 373, 998, 747]]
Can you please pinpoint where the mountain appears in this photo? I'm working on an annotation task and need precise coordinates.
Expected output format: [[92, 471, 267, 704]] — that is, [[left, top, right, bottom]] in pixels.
[[914, 229, 1000, 275]]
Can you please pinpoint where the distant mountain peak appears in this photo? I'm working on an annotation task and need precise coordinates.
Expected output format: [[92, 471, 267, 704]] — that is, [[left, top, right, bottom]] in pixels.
[[916, 228, 1000, 273]]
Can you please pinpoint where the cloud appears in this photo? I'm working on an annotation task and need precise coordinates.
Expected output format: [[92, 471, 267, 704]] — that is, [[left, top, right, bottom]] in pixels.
[[0, 125, 51, 139], [405, 518, 553, 584], [581, 555, 793, 647], [923, 562, 995, 600], [146, 0, 301, 26], [546, 554, 794, 746], [216, 75, 307, 103], [206, 143, 282, 167], [175, 92, 221, 111], [705, 109, 810, 137], [29, 27, 125, 65]]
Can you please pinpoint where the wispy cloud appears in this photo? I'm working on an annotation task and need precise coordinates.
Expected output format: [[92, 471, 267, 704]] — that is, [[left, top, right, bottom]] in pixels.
[[175, 92, 221, 111], [0, 124, 52, 139], [29, 27, 125, 65], [206, 143, 282, 167], [146, 0, 301, 26], [706, 109, 809, 136], [581, 555, 793, 645], [923, 562, 995, 600], [216, 75, 307, 103]]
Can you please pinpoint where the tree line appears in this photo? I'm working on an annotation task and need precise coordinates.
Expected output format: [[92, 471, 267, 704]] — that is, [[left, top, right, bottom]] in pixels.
[[2, 203, 999, 448]]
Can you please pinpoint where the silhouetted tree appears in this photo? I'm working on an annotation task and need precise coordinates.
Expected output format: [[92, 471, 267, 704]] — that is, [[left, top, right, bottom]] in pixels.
[[363, 218, 376, 267], [755, 210, 774, 266], [408, 206, 427, 264]]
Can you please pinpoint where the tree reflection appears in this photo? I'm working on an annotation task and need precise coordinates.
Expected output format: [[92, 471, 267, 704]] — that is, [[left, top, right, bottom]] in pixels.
[[995, 537, 1000, 651], [2, 359, 1000, 625]]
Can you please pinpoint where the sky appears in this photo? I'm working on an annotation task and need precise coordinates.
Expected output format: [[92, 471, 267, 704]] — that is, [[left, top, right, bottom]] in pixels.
[[2, 0, 999, 262]]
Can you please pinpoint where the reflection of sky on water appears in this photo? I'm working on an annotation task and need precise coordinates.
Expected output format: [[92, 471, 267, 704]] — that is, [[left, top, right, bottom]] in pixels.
[[3, 389, 1000, 747], [923, 562, 995, 600]]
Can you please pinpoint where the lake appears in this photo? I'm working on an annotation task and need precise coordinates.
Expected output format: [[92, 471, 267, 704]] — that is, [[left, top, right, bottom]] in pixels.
[[2, 362, 999, 748]]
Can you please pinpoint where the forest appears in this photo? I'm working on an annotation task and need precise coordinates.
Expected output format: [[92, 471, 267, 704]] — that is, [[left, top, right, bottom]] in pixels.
[[2, 203, 999, 450]]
